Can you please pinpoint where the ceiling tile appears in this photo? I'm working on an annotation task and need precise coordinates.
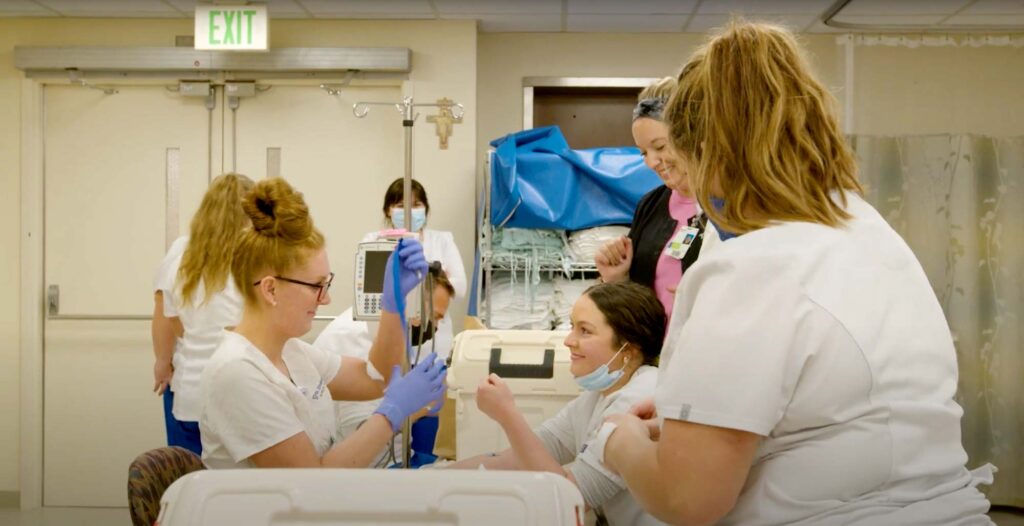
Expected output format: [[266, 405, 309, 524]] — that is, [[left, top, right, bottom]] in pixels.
[[0, 0, 58, 16], [568, 13, 689, 31], [698, 0, 835, 15], [830, 14, 949, 25], [168, 0, 311, 18], [35, 0, 182, 16], [434, 0, 561, 15], [959, 0, 1024, 14], [942, 13, 1024, 24], [801, 20, 849, 32], [312, 12, 435, 19], [441, 13, 561, 31], [567, 0, 697, 14], [835, 0, 970, 15], [162, 0, 195, 15], [686, 13, 818, 32], [298, 0, 433, 15]]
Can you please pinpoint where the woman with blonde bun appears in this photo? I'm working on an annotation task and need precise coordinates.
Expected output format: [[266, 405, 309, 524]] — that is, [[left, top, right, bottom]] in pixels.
[[598, 21, 994, 526], [199, 177, 446, 469]]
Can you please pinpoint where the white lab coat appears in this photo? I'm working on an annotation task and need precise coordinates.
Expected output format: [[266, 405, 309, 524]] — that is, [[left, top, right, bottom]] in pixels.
[[655, 193, 993, 525]]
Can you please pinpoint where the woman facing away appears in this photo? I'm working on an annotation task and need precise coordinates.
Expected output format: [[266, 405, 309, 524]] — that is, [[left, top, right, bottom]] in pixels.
[[596, 21, 995, 526], [151, 172, 254, 455]]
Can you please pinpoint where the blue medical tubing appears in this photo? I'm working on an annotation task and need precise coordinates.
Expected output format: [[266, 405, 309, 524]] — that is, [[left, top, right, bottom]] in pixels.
[[391, 239, 415, 365]]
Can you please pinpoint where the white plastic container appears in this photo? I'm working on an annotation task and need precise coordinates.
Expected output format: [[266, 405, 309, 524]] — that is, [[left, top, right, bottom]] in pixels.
[[157, 468, 585, 526], [446, 330, 580, 460]]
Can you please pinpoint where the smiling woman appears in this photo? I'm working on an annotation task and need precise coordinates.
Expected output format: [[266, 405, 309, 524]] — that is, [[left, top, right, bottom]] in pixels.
[[446, 281, 668, 526], [594, 77, 712, 320], [197, 177, 447, 471]]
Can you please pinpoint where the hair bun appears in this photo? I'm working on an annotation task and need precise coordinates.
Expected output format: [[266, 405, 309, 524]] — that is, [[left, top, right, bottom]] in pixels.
[[242, 177, 314, 243]]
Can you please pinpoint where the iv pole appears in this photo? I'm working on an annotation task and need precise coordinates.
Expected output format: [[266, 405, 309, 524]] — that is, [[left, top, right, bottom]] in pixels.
[[353, 96, 464, 468]]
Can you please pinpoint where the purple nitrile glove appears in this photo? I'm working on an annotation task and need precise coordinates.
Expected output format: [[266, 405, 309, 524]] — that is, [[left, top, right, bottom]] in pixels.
[[374, 352, 447, 433], [426, 364, 448, 416], [381, 238, 429, 314]]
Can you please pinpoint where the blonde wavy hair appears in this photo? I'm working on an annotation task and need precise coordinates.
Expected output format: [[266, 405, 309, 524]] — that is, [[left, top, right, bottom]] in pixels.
[[232, 177, 325, 305], [638, 76, 677, 102], [177, 173, 255, 306], [666, 20, 863, 235]]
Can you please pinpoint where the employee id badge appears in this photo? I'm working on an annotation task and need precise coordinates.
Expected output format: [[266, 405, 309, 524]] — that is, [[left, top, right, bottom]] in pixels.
[[664, 226, 700, 260]]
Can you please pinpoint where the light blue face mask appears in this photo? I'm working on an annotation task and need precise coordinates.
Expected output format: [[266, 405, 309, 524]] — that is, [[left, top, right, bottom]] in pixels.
[[390, 207, 427, 232], [574, 343, 629, 392]]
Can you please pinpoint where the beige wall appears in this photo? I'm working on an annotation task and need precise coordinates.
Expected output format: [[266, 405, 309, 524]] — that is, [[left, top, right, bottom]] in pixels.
[[476, 32, 841, 176], [477, 31, 1024, 170], [2, 17, 1021, 501], [0, 26, 21, 495], [852, 44, 1024, 136], [0, 17, 476, 497]]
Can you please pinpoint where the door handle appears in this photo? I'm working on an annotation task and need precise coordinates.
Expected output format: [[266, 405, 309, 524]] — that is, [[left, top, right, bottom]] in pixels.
[[47, 284, 59, 316]]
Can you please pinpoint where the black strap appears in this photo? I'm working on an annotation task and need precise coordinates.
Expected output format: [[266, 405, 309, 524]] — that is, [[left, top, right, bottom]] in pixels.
[[679, 212, 707, 275]]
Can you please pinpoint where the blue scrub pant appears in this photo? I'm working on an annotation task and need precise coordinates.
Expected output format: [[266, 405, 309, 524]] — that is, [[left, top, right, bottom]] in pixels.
[[162, 389, 202, 456], [409, 415, 439, 467]]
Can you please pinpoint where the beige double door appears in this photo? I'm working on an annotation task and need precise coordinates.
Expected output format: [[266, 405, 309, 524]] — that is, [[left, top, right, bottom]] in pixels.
[[42, 82, 401, 506]]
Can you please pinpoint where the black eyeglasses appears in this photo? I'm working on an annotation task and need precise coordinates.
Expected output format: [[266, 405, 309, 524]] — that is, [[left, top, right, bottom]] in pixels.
[[254, 272, 334, 302]]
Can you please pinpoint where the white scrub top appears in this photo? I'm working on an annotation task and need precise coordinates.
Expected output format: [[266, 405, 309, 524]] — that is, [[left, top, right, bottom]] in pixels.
[[155, 235, 244, 422], [314, 307, 436, 467], [656, 193, 992, 525], [361, 228, 465, 359], [536, 365, 668, 526], [313, 308, 380, 443], [152, 236, 187, 375], [200, 331, 341, 469]]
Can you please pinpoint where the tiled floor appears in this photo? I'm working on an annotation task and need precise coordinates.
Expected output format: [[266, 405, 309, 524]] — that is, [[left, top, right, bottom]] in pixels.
[[0, 505, 1022, 525], [0, 507, 129, 526]]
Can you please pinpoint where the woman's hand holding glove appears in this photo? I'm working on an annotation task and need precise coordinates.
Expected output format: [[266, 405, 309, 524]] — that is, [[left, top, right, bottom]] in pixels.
[[381, 238, 429, 314], [374, 352, 447, 432]]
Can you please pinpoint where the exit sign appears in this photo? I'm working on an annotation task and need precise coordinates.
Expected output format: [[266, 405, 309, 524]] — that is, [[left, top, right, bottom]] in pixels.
[[195, 5, 268, 51]]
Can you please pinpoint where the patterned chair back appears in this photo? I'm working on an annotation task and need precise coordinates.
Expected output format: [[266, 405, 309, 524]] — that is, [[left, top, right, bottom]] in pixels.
[[127, 446, 205, 526]]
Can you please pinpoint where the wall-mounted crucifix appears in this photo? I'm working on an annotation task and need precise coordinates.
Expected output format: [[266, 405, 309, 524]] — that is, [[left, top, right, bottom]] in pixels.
[[426, 98, 463, 149]]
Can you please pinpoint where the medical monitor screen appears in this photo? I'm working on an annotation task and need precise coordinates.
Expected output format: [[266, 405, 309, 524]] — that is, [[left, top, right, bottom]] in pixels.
[[363, 251, 391, 294]]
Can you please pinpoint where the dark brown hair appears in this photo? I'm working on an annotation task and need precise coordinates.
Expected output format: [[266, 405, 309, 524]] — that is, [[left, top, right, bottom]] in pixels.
[[382, 178, 430, 219], [583, 281, 666, 366], [430, 266, 455, 297]]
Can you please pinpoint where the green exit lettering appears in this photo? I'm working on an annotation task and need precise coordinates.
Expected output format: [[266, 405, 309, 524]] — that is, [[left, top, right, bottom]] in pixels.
[[208, 9, 257, 46]]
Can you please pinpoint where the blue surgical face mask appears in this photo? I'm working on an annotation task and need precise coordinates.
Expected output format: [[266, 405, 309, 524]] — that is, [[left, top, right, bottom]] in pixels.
[[390, 207, 427, 232], [708, 197, 738, 241], [574, 343, 629, 392]]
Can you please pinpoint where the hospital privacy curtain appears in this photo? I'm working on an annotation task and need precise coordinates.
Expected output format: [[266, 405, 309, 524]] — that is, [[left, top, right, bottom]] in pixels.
[[852, 135, 1024, 507]]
